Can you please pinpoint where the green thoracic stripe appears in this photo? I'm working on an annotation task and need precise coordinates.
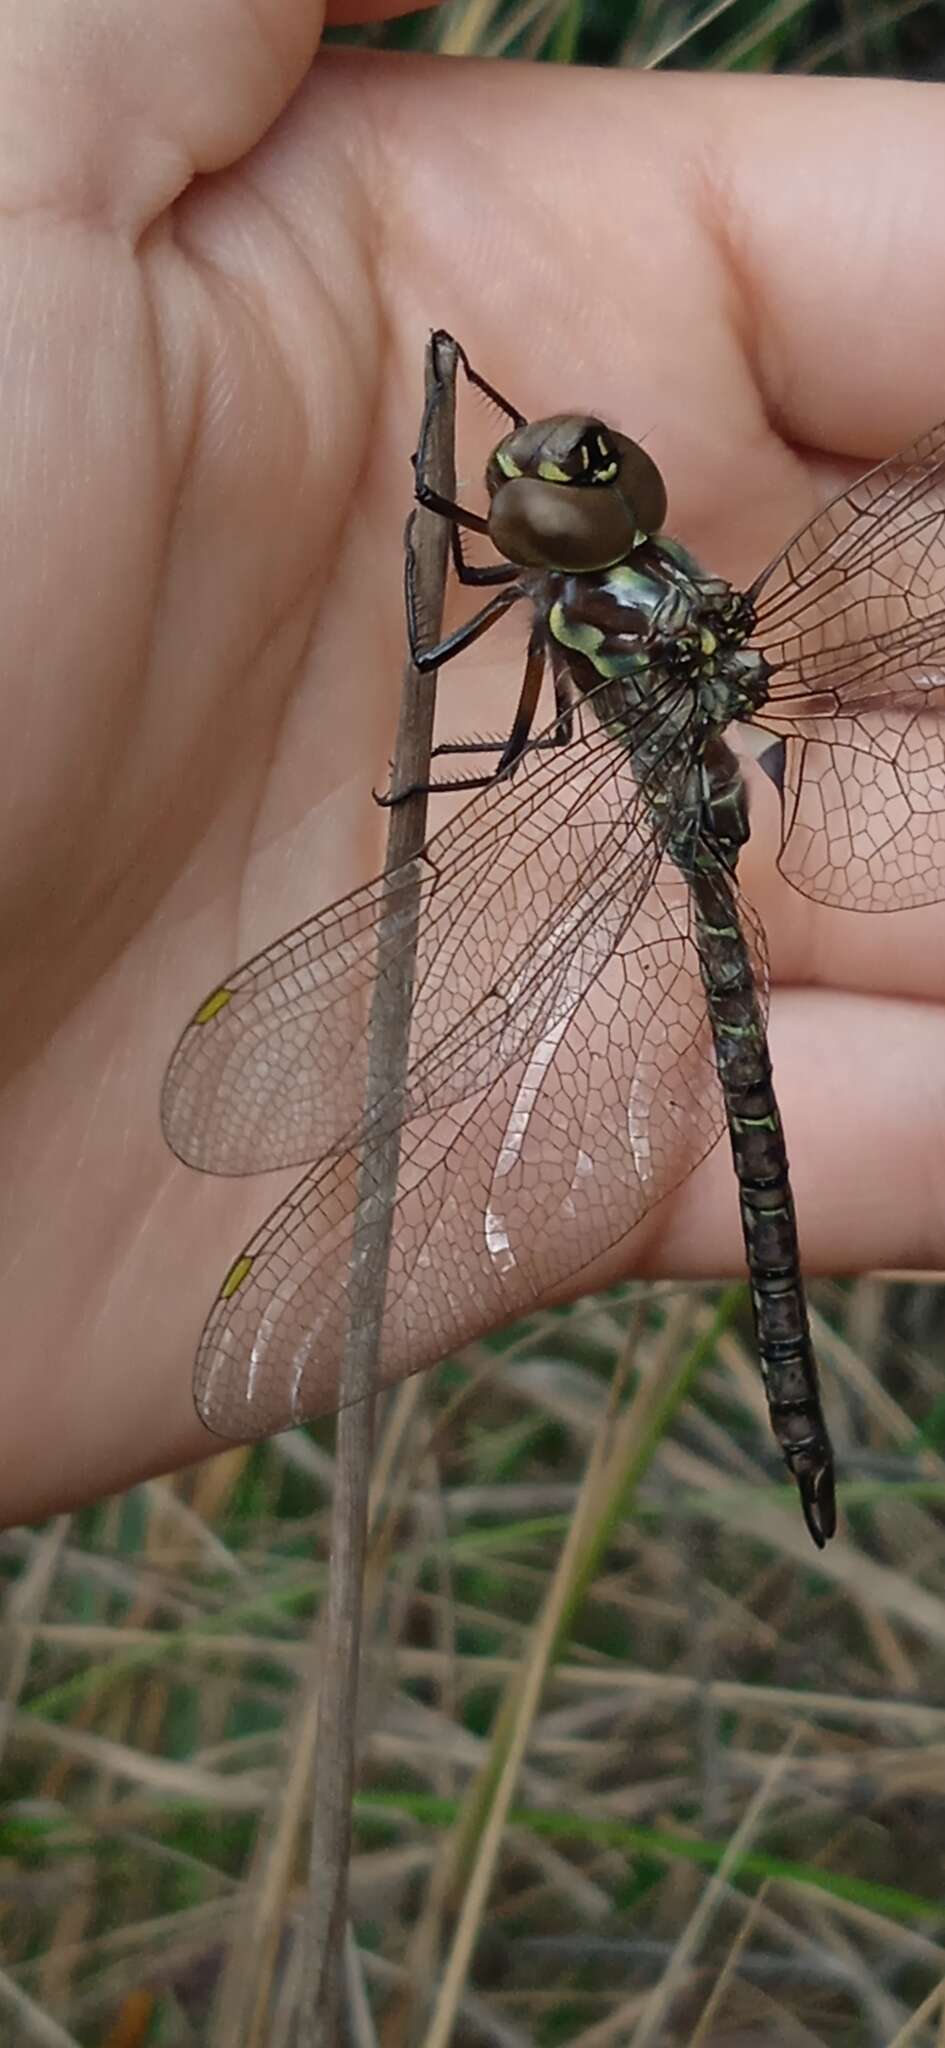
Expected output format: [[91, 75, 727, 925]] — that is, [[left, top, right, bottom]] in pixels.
[[548, 600, 632, 679], [548, 600, 603, 655]]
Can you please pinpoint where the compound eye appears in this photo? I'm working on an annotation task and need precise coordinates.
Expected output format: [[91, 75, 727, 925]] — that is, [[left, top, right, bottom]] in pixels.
[[487, 474, 639, 570], [611, 434, 667, 535]]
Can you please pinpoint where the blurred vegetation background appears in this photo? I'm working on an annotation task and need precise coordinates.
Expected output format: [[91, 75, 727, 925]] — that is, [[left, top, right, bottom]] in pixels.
[[5, 6, 945, 2047], [331, 0, 945, 73]]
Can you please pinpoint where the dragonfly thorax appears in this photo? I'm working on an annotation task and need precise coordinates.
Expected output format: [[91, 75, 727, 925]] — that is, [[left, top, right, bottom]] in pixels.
[[540, 540, 766, 737]]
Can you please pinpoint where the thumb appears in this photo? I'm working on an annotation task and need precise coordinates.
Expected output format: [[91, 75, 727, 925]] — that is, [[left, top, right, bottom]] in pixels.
[[0, 3, 328, 231]]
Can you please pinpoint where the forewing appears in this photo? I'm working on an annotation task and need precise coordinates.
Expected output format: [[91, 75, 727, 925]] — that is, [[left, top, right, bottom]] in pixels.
[[162, 697, 687, 1176], [190, 865, 770, 1440], [749, 419, 945, 909]]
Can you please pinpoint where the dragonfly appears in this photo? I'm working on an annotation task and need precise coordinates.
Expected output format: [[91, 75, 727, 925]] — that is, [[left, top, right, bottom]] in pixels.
[[162, 332, 945, 1548]]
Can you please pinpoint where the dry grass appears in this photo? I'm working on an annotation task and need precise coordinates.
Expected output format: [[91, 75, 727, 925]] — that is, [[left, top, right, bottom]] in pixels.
[[4, 1277, 945, 2043]]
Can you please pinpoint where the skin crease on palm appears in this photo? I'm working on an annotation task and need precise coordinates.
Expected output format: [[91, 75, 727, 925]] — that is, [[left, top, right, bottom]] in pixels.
[[2, 3, 945, 1527]]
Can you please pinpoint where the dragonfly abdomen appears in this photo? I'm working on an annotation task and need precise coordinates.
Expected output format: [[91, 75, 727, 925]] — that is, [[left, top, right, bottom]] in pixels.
[[686, 739, 837, 1547], [728, 1099, 837, 1548]]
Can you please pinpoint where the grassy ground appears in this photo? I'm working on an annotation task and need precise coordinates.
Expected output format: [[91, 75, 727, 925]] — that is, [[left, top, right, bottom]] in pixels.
[[5, 6, 945, 2046], [6, 1277, 945, 2043]]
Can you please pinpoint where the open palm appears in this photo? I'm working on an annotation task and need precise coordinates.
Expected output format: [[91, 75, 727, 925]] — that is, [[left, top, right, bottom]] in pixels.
[[4, 10, 945, 1524]]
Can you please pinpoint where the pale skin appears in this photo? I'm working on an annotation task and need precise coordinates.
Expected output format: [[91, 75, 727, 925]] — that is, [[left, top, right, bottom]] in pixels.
[[2, 2, 945, 1526]]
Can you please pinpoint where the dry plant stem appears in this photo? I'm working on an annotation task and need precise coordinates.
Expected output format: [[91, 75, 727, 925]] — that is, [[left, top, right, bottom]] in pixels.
[[417, 1342, 637, 2048], [224, 1678, 321, 2048], [687, 1880, 773, 2048], [886, 1972, 945, 2048], [0, 1971, 81, 2048], [211, 1401, 424, 2046], [413, 1297, 715, 2048], [629, 1734, 801, 2048], [301, 332, 458, 2046]]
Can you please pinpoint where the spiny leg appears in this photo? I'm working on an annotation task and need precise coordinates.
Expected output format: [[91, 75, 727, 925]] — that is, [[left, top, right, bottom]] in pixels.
[[404, 539, 522, 677], [410, 335, 492, 538], [449, 521, 518, 588], [380, 620, 559, 804], [429, 722, 573, 764], [405, 329, 525, 673], [493, 625, 576, 778], [434, 329, 527, 432], [412, 331, 523, 583]]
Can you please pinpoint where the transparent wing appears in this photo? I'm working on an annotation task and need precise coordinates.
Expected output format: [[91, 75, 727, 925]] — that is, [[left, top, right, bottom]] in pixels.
[[748, 419, 945, 909], [163, 690, 691, 1177], [189, 866, 769, 1439]]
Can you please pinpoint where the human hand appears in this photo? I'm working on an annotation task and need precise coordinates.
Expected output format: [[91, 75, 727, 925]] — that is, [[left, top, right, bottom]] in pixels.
[[3, 12, 944, 1523]]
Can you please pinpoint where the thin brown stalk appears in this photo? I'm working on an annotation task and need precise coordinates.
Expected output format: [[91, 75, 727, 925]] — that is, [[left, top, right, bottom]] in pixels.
[[301, 331, 458, 2045], [628, 1733, 801, 2048], [417, 1330, 643, 2048]]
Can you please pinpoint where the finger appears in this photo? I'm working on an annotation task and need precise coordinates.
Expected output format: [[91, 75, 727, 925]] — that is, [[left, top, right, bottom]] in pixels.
[[329, 62, 945, 543], [713, 73, 945, 459], [0, 2, 326, 228]]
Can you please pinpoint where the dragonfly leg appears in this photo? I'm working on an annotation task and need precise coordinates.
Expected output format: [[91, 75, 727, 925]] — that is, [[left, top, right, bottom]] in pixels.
[[413, 478, 489, 533], [376, 767, 507, 802], [430, 728, 571, 762], [412, 337, 493, 539], [431, 739, 519, 759], [411, 332, 523, 581], [434, 328, 526, 431], [417, 624, 568, 783], [493, 621, 564, 776], [378, 620, 553, 805], [411, 456, 515, 592], [405, 564, 522, 675], [424, 653, 576, 767], [450, 522, 518, 587]]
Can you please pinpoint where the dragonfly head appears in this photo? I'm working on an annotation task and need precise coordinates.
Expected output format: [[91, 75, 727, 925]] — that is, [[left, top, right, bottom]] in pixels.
[[485, 414, 667, 573]]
